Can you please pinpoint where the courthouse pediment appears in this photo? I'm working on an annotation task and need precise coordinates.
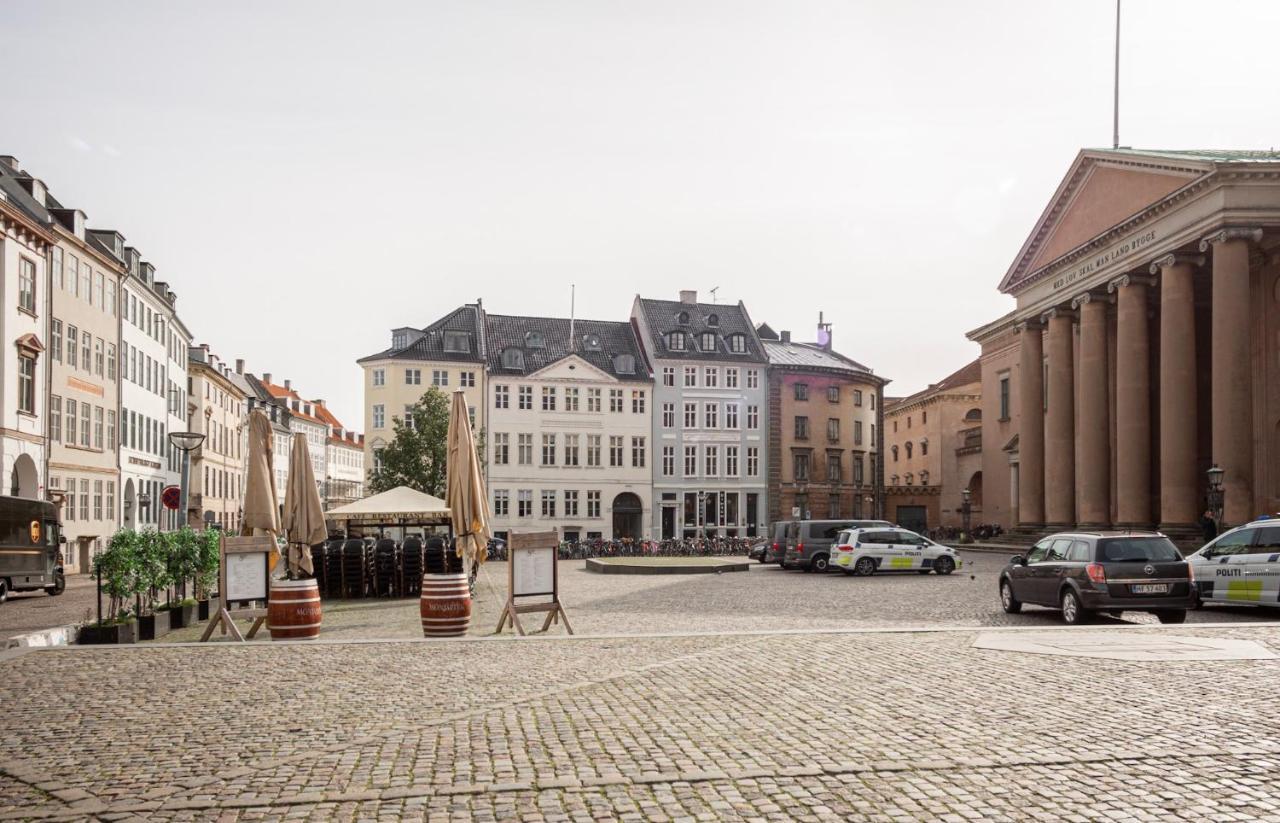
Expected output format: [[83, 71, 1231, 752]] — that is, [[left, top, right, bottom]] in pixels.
[[999, 149, 1211, 294], [528, 354, 615, 382]]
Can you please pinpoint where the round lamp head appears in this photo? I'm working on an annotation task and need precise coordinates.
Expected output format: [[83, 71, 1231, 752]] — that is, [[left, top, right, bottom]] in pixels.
[[962, 487, 971, 503], [169, 431, 206, 452]]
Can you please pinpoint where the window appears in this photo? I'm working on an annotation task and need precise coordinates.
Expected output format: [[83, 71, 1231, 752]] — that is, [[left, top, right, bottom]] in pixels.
[[999, 373, 1010, 420], [18, 257, 35, 313], [80, 479, 89, 520], [683, 445, 698, 477], [80, 402, 91, 446], [106, 481, 115, 519], [827, 418, 840, 442], [923, 410, 928, 424], [402, 404, 416, 431], [443, 331, 472, 353], [94, 272, 104, 309], [613, 354, 636, 375], [94, 480, 104, 521], [64, 481, 75, 522], [631, 436, 646, 468], [52, 248, 63, 289], [746, 369, 759, 389], [870, 393, 876, 411], [517, 490, 532, 518], [921, 439, 928, 456], [609, 389, 623, 413], [518, 433, 533, 465], [587, 388, 601, 412], [662, 402, 675, 428], [684, 366, 697, 387], [586, 491, 601, 518], [17, 357, 35, 414], [726, 403, 740, 429], [107, 411, 116, 451], [728, 334, 746, 354], [493, 433, 509, 465], [50, 396, 62, 442], [704, 402, 719, 429], [662, 446, 675, 477], [700, 332, 716, 352], [827, 453, 842, 483], [541, 490, 556, 518], [518, 386, 533, 410], [828, 386, 840, 403], [51, 320, 62, 362], [704, 367, 718, 387], [107, 343, 116, 381], [524, 331, 545, 349], [587, 435, 601, 466], [542, 386, 557, 411], [565, 387, 579, 411], [854, 420, 863, 445], [432, 369, 449, 387], [706, 313, 719, 327], [725, 445, 739, 477], [794, 383, 809, 401], [683, 401, 697, 428], [905, 442, 913, 459], [557, 489, 575, 517], [631, 390, 646, 414], [107, 280, 117, 316], [542, 434, 557, 465], [493, 489, 509, 516], [725, 367, 739, 388], [405, 368, 421, 385], [94, 407, 104, 449], [564, 434, 579, 466], [67, 326, 78, 368], [372, 368, 385, 387], [609, 436, 624, 467], [794, 416, 809, 440], [494, 385, 509, 409], [791, 452, 810, 481], [662, 367, 675, 387], [704, 445, 719, 477], [854, 455, 865, 485], [373, 404, 385, 428], [747, 405, 759, 429], [668, 332, 686, 351], [94, 338, 104, 376]]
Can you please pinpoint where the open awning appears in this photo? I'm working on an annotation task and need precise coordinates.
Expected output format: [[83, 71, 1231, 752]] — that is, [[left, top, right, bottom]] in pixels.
[[324, 486, 452, 525]]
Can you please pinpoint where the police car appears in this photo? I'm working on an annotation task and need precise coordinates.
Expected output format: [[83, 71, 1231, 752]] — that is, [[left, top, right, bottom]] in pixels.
[[1186, 516, 1280, 608], [832, 526, 961, 576]]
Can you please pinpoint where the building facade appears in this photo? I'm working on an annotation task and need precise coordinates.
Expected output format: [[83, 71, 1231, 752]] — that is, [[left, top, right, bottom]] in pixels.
[[968, 148, 1280, 536], [314, 401, 364, 509], [260, 376, 327, 491], [485, 315, 652, 542], [359, 306, 487, 484], [883, 359, 981, 532], [760, 321, 886, 525], [631, 291, 769, 539], [187, 345, 247, 531]]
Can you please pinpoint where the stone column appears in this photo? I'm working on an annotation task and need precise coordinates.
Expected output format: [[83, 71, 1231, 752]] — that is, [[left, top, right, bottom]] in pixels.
[[1072, 292, 1110, 526], [1109, 274, 1153, 526], [1042, 308, 1075, 526], [1151, 253, 1202, 527], [1200, 228, 1262, 526], [1017, 320, 1045, 526]]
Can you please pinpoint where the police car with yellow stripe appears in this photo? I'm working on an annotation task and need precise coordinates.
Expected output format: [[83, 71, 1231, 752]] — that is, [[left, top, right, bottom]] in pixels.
[[1186, 516, 1280, 608], [832, 526, 961, 576]]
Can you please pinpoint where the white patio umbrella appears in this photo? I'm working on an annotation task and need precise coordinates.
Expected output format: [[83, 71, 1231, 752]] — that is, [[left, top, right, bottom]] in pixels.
[[282, 432, 326, 577], [446, 390, 491, 570]]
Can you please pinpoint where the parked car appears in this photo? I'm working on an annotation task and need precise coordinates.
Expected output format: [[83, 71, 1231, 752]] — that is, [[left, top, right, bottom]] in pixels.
[[999, 532, 1193, 625], [764, 521, 793, 565], [748, 539, 768, 563], [832, 527, 961, 576], [784, 519, 893, 572], [1185, 517, 1280, 608]]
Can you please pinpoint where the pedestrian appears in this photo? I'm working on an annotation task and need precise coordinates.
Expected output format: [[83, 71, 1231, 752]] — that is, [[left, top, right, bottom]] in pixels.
[[1199, 509, 1218, 543]]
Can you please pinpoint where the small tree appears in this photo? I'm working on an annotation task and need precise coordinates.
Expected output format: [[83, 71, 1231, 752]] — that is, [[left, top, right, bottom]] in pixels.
[[367, 387, 452, 497], [195, 528, 221, 600], [169, 527, 201, 601], [135, 529, 171, 615], [96, 530, 141, 622]]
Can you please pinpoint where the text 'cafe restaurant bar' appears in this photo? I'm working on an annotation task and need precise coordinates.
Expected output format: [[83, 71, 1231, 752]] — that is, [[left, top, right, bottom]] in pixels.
[[968, 149, 1280, 537]]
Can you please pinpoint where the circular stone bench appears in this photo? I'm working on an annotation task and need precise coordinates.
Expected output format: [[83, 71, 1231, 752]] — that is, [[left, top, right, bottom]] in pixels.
[[584, 557, 751, 575]]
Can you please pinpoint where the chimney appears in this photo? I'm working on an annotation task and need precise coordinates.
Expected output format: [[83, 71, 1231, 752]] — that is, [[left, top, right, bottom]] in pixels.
[[817, 311, 833, 351], [780, 330, 791, 344], [283, 379, 292, 391], [263, 373, 272, 385], [235, 359, 244, 374], [0, 156, 19, 171], [679, 290, 697, 305]]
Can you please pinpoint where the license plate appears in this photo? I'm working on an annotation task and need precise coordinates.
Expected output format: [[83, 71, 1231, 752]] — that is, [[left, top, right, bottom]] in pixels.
[[1131, 583, 1168, 594]]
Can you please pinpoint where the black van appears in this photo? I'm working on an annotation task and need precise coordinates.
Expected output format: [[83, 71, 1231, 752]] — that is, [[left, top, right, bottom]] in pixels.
[[0, 496, 65, 602]]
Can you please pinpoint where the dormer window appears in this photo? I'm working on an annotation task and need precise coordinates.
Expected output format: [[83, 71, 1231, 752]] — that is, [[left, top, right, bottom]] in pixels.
[[392, 331, 408, 349], [582, 334, 602, 351], [728, 333, 746, 354], [706, 313, 719, 327], [700, 332, 716, 352], [668, 331, 686, 351], [443, 331, 472, 353], [613, 354, 635, 375], [524, 331, 545, 349], [676, 311, 690, 325], [501, 348, 525, 370]]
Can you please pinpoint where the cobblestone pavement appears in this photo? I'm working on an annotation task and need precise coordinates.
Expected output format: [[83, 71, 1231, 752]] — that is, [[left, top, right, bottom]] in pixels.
[[4, 623, 1280, 820], [0, 576, 97, 642]]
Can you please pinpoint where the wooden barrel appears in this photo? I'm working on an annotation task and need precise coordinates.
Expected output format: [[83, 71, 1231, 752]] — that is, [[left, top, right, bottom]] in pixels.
[[420, 572, 471, 637], [267, 578, 322, 641]]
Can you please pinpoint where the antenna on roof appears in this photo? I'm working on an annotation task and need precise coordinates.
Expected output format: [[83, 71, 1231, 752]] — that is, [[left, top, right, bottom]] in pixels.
[[1112, 0, 1121, 150], [569, 284, 576, 351], [709, 286, 720, 304]]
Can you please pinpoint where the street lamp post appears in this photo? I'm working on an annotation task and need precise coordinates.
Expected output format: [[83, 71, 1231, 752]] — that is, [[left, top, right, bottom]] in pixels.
[[961, 487, 973, 543], [1207, 463, 1225, 530], [169, 431, 207, 529]]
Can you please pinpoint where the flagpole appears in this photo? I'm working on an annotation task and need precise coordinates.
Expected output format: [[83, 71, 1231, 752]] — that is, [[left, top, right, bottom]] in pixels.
[[1113, 0, 1121, 149]]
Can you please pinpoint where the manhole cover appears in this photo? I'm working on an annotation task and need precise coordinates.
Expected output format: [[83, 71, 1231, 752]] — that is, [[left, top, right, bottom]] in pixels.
[[973, 631, 1277, 662]]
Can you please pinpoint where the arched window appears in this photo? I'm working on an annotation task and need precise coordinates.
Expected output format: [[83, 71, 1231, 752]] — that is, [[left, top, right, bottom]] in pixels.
[[676, 311, 690, 325], [500, 348, 525, 370], [905, 442, 913, 458], [700, 332, 716, 351], [920, 439, 928, 456], [706, 313, 719, 327], [891, 445, 899, 462], [668, 331, 686, 351], [964, 408, 982, 422]]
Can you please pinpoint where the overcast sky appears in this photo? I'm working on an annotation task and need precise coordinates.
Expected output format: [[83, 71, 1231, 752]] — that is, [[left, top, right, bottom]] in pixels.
[[5, 1, 1278, 426]]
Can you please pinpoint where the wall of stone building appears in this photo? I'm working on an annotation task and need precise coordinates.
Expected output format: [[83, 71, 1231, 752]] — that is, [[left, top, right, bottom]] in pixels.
[[363, 359, 486, 480], [1262, 263, 1280, 514], [979, 332, 1020, 529], [883, 490, 940, 531]]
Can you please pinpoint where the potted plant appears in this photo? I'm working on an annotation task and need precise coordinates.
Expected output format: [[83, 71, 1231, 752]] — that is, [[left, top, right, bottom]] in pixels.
[[166, 528, 201, 627], [136, 528, 173, 640], [79, 531, 140, 645], [195, 528, 220, 620]]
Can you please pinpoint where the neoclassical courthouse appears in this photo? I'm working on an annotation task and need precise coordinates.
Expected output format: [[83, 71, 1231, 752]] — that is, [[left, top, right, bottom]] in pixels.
[[969, 148, 1280, 534]]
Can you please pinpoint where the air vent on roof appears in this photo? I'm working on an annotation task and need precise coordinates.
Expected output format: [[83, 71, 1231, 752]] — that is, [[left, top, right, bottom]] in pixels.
[[524, 331, 545, 349], [582, 334, 601, 351]]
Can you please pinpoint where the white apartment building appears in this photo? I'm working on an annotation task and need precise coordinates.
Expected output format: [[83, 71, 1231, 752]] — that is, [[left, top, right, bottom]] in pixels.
[[485, 315, 652, 542], [260, 376, 326, 494], [188, 345, 247, 531], [0, 159, 53, 506], [314, 401, 363, 509]]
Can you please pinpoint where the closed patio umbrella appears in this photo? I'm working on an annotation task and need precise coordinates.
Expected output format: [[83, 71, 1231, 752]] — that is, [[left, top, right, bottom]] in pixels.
[[282, 432, 326, 577], [446, 390, 491, 571], [241, 409, 281, 571]]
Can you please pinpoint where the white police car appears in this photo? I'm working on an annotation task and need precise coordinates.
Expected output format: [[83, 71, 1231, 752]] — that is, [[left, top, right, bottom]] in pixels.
[[832, 526, 961, 576], [1186, 517, 1280, 608]]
